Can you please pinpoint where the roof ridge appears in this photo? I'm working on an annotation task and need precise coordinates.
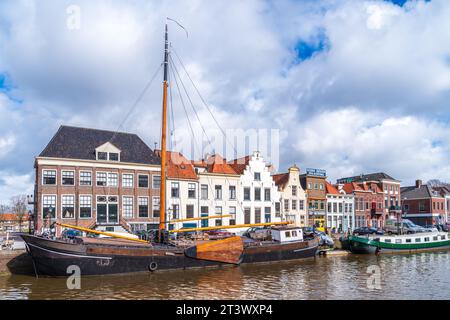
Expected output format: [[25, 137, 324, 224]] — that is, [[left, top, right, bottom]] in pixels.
[[60, 125, 140, 137]]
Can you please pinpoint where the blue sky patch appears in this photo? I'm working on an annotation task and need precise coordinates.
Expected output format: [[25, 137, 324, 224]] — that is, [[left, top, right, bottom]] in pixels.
[[293, 29, 329, 64]]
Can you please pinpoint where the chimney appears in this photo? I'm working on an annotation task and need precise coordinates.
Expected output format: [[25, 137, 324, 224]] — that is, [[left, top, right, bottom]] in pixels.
[[416, 180, 422, 188]]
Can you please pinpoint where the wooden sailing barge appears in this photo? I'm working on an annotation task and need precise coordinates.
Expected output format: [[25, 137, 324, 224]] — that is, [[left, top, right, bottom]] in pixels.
[[21, 23, 318, 276]]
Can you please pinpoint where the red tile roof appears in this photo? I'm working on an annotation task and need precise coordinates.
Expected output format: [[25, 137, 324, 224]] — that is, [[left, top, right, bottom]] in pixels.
[[326, 182, 340, 195], [272, 173, 289, 189], [0, 213, 30, 221], [205, 154, 237, 175], [227, 156, 251, 174], [155, 150, 198, 180]]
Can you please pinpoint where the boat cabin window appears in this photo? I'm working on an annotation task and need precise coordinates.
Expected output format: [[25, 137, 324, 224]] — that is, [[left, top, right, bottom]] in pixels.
[[433, 236, 438, 241], [384, 239, 392, 243], [415, 238, 421, 243], [441, 235, 446, 240], [424, 237, 430, 242], [292, 231, 298, 237], [406, 238, 412, 243], [395, 239, 402, 244], [285, 231, 291, 238]]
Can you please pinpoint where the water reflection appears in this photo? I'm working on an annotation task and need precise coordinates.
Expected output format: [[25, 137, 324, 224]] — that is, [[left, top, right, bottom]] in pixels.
[[1, 253, 450, 300]]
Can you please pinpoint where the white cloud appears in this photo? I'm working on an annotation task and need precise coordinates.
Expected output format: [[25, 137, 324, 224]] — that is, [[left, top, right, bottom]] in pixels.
[[294, 108, 450, 185], [1, 0, 450, 196], [0, 170, 34, 204]]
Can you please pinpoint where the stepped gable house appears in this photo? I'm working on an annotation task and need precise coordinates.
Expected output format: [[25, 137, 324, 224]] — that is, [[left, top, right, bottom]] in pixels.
[[34, 125, 161, 236]]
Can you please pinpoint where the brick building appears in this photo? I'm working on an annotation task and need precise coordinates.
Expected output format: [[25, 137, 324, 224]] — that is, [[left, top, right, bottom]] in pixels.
[[337, 172, 401, 228], [401, 180, 447, 226], [33, 126, 161, 236], [300, 168, 327, 227]]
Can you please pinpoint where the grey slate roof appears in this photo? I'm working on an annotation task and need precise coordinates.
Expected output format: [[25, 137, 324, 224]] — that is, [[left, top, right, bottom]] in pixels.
[[39, 125, 160, 165], [401, 184, 442, 199], [337, 172, 399, 183]]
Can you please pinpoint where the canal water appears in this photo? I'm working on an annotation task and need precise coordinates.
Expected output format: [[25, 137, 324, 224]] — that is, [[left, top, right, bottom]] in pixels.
[[1, 252, 450, 300]]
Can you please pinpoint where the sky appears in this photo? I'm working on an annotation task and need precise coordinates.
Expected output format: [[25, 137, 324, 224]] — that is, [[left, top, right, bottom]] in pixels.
[[0, 0, 449, 204]]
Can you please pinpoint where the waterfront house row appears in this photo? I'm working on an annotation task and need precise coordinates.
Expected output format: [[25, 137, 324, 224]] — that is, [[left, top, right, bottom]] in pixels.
[[34, 125, 448, 236]]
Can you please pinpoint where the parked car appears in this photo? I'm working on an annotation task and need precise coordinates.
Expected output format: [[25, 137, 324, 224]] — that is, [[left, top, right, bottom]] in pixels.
[[353, 227, 384, 236], [314, 230, 334, 247], [423, 225, 439, 232], [205, 229, 235, 239], [384, 219, 424, 234]]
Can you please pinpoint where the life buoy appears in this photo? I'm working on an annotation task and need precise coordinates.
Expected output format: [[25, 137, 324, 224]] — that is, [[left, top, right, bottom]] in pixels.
[[148, 262, 158, 272]]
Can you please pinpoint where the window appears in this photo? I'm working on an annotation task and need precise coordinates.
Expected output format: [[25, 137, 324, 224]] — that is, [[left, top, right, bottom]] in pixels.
[[307, 183, 312, 190], [108, 173, 118, 187], [42, 195, 56, 218], [254, 172, 261, 181], [62, 171, 75, 185], [406, 238, 412, 243], [79, 196, 92, 218], [152, 175, 161, 189], [97, 152, 107, 160], [229, 207, 236, 225], [424, 237, 430, 242], [319, 184, 324, 190], [284, 199, 289, 211], [172, 204, 179, 219], [201, 184, 208, 200], [299, 200, 304, 210], [292, 231, 298, 237], [275, 202, 281, 217], [152, 197, 160, 217], [244, 187, 251, 201], [186, 205, 194, 219], [404, 204, 409, 211], [123, 197, 133, 218], [292, 200, 297, 210], [265, 207, 271, 221], [215, 219, 222, 227], [254, 187, 261, 201], [215, 206, 222, 216], [255, 208, 261, 223], [285, 231, 291, 238], [122, 174, 134, 188], [79, 171, 92, 186], [188, 183, 196, 199], [229, 186, 236, 200], [415, 238, 421, 243], [138, 175, 149, 188], [385, 239, 392, 243], [43, 170, 57, 185], [292, 186, 297, 196], [419, 202, 425, 212], [395, 239, 402, 244], [109, 153, 119, 161], [328, 202, 332, 213], [264, 188, 271, 201], [138, 197, 149, 217], [171, 182, 180, 198], [215, 185, 222, 200], [244, 208, 251, 224], [61, 195, 75, 219], [314, 183, 318, 190], [96, 172, 107, 186], [339, 203, 343, 213]]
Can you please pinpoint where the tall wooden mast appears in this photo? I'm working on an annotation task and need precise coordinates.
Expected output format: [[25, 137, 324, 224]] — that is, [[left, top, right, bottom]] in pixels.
[[159, 23, 169, 231]]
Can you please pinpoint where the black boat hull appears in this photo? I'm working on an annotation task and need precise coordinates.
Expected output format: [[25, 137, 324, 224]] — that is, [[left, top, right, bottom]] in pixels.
[[22, 235, 318, 276]]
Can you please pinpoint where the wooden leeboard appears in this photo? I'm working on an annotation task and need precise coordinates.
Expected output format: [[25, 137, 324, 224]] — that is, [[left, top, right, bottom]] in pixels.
[[185, 236, 244, 264]]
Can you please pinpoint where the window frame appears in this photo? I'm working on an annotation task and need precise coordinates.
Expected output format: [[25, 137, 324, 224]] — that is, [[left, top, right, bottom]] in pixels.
[[42, 169, 57, 186], [122, 173, 134, 188], [138, 174, 149, 188], [79, 170, 92, 186], [79, 195, 92, 219], [42, 194, 57, 219], [61, 194, 75, 220], [61, 170, 75, 186], [122, 196, 134, 219]]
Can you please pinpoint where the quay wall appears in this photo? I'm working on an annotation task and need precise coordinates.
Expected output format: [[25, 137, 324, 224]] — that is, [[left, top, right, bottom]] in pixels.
[[0, 250, 33, 276]]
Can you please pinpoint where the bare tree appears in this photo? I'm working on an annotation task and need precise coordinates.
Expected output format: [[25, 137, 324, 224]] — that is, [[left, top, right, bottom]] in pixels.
[[0, 204, 9, 214], [10, 195, 28, 232]]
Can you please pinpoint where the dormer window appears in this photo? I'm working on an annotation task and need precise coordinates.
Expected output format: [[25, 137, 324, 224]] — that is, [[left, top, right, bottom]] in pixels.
[[97, 152, 108, 160], [95, 142, 121, 162], [109, 153, 119, 161]]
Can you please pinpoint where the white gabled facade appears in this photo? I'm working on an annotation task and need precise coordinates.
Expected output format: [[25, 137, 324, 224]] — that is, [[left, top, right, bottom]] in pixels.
[[230, 151, 281, 227], [274, 165, 308, 227], [326, 183, 355, 233], [166, 178, 199, 231]]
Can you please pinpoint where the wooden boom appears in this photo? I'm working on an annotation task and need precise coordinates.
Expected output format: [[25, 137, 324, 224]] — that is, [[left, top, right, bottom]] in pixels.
[[56, 223, 150, 244], [169, 214, 232, 223], [169, 221, 292, 233]]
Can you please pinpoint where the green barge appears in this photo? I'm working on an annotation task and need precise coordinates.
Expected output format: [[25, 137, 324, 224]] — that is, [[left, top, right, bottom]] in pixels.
[[348, 232, 450, 254]]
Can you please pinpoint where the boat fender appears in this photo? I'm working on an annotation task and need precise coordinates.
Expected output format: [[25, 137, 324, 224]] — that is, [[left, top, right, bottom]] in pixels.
[[148, 262, 158, 272]]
